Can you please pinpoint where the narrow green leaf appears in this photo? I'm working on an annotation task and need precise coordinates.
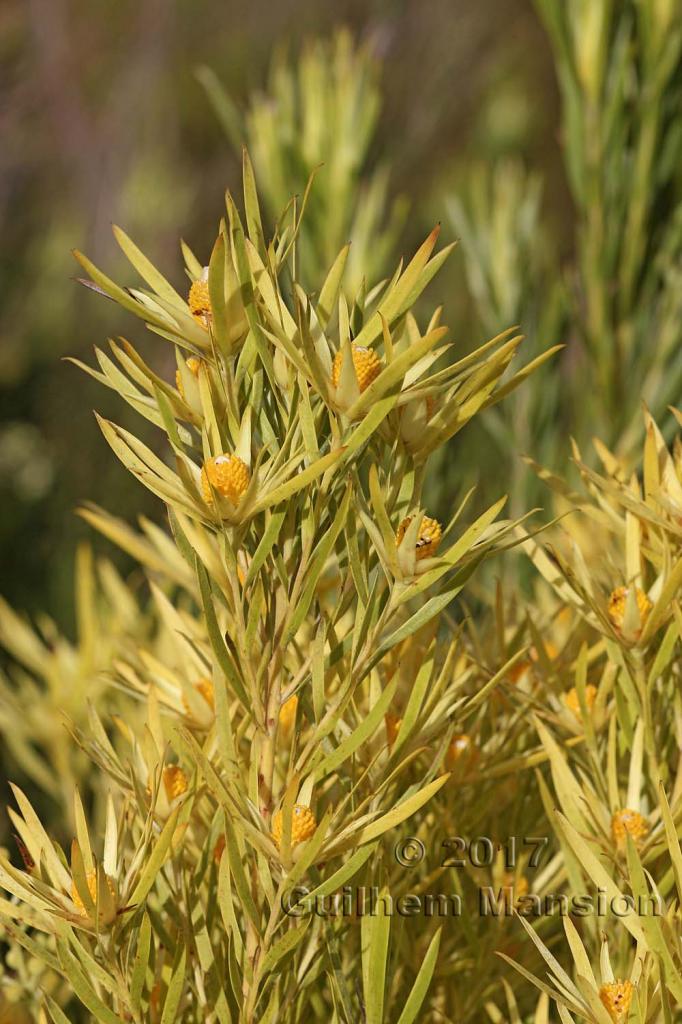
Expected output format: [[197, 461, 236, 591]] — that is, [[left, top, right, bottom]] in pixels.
[[396, 928, 442, 1024], [129, 807, 180, 906], [160, 941, 187, 1024]]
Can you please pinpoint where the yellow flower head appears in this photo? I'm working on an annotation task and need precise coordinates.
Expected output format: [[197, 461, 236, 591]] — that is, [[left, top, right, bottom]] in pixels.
[[271, 804, 317, 849], [331, 344, 382, 393], [396, 515, 442, 560], [611, 808, 649, 849], [564, 684, 597, 720], [182, 676, 215, 716], [188, 278, 212, 328], [71, 870, 116, 915], [175, 356, 202, 399], [279, 695, 298, 732], [385, 713, 402, 748], [163, 765, 188, 802], [607, 586, 652, 633], [599, 980, 634, 1022], [201, 454, 250, 506]]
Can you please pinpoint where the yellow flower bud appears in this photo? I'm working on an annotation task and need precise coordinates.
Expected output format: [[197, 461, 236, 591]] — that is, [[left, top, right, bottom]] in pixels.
[[201, 454, 250, 507], [162, 765, 188, 801], [279, 695, 298, 732], [331, 344, 382, 393], [611, 809, 649, 849], [396, 515, 442, 560], [188, 279, 212, 328], [607, 586, 652, 634], [599, 980, 634, 1022], [175, 356, 202, 400], [182, 677, 215, 716], [563, 684, 597, 720], [71, 870, 116, 916], [271, 804, 316, 849]]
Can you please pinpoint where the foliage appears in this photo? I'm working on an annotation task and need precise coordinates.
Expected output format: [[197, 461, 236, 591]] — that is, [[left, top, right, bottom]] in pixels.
[[199, 30, 406, 296], [2, 8, 682, 1023], [0, 153, 549, 1020]]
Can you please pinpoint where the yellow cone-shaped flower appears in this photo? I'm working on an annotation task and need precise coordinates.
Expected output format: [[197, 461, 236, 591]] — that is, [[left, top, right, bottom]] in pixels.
[[182, 677, 215, 716], [599, 980, 634, 1022], [71, 870, 116, 916], [331, 344, 382, 393], [607, 586, 652, 633], [396, 515, 442, 560], [611, 808, 649, 849], [272, 804, 316, 849], [188, 278, 212, 328], [163, 765, 188, 801], [201, 454, 250, 507]]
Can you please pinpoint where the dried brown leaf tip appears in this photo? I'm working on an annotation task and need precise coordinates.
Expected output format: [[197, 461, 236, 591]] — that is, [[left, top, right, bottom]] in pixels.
[[385, 713, 402, 748]]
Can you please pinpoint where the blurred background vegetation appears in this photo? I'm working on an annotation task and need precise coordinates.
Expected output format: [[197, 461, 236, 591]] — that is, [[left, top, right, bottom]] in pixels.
[[0, 0, 562, 629]]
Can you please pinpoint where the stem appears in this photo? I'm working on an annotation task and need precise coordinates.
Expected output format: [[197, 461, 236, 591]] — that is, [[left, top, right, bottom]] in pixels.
[[633, 647, 659, 783], [258, 645, 283, 816]]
